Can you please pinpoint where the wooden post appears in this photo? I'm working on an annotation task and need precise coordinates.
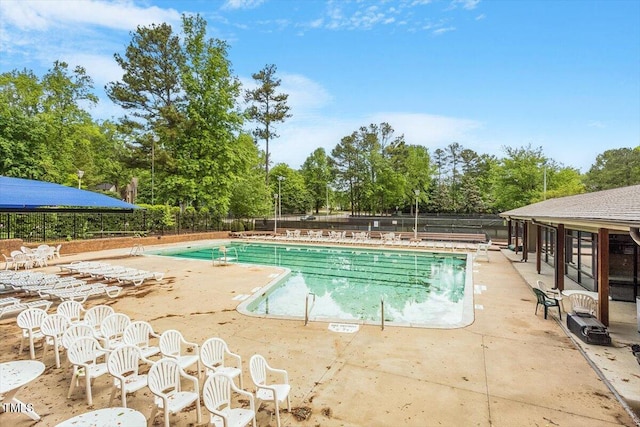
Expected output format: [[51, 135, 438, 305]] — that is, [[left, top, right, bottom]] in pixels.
[[536, 224, 542, 274], [555, 224, 565, 291], [514, 221, 520, 254], [597, 228, 610, 326], [507, 220, 512, 247], [522, 222, 528, 262]]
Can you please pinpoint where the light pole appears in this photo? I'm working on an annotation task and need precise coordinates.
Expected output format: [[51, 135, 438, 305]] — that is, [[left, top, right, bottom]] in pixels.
[[77, 170, 84, 189], [326, 184, 329, 218], [152, 135, 159, 205], [277, 176, 285, 221], [274, 194, 279, 234], [414, 189, 420, 240]]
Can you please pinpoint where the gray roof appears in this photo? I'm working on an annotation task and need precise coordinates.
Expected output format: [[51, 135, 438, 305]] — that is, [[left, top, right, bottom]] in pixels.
[[500, 185, 640, 228]]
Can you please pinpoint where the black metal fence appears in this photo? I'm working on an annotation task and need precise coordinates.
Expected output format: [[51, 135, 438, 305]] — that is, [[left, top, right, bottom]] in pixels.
[[259, 214, 508, 241], [0, 210, 252, 243]]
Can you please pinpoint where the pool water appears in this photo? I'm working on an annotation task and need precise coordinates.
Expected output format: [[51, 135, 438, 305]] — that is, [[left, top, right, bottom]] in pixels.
[[156, 242, 473, 328]]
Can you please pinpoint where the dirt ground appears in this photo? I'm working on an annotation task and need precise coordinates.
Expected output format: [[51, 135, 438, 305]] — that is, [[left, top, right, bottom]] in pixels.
[[0, 240, 638, 426]]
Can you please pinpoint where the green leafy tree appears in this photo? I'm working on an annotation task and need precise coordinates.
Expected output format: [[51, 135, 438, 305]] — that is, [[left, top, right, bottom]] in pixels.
[[300, 148, 333, 214], [244, 64, 291, 184], [491, 144, 549, 211], [163, 14, 244, 212], [229, 133, 271, 218], [270, 163, 310, 214], [106, 22, 184, 202], [583, 147, 640, 191], [0, 69, 46, 178]]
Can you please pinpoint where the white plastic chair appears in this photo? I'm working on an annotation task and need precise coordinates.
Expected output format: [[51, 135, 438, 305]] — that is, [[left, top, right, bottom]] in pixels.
[[57, 300, 85, 323], [159, 329, 201, 376], [84, 304, 115, 338], [123, 320, 161, 359], [17, 307, 48, 359], [107, 344, 150, 408], [53, 244, 62, 259], [569, 293, 598, 316], [203, 372, 256, 427], [67, 336, 110, 405], [100, 313, 131, 349], [148, 358, 202, 427], [201, 337, 243, 388], [41, 313, 70, 368], [249, 354, 291, 427]]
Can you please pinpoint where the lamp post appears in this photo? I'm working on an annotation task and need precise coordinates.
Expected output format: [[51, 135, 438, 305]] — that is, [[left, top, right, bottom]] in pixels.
[[414, 189, 420, 240], [274, 194, 279, 234], [152, 135, 159, 205], [326, 184, 329, 218], [277, 176, 285, 221], [77, 170, 84, 189]]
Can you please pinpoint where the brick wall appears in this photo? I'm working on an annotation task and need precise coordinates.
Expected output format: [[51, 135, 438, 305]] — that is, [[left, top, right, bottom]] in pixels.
[[0, 232, 232, 258]]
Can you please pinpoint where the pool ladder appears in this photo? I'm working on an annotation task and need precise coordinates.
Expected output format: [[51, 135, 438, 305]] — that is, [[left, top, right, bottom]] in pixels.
[[304, 292, 316, 326]]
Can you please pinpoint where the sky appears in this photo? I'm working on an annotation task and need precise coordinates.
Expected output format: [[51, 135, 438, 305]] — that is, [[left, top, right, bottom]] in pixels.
[[1, 0, 639, 173]]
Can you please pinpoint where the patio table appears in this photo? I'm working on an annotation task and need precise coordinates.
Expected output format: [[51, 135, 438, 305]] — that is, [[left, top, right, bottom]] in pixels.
[[55, 407, 146, 427], [0, 360, 45, 420]]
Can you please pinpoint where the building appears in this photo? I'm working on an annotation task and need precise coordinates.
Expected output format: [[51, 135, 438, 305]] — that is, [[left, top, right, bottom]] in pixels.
[[499, 185, 640, 326]]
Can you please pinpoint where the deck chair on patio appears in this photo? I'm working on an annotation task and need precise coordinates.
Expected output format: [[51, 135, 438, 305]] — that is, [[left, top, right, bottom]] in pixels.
[[537, 280, 565, 312], [123, 320, 161, 359], [159, 329, 201, 376], [17, 307, 48, 359], [201, 337, 243, 388], [107, 344, 151, 408], [148, 358, 202, 427], [568, 293, 597, 317], [41, 313, 70, 368], [533, 288, 562, 320], [203, 372, 256, 427], [67, 336, 110, 405], [249, 354, 291, 427]]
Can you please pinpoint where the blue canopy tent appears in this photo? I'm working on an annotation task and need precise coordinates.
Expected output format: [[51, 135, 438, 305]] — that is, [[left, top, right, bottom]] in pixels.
[[0, 176, 139, 212]]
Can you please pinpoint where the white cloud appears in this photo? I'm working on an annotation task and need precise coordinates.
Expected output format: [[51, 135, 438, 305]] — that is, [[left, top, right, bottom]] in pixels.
[[452, 0, 481, 10], [433, 26, 456, 35], [65, 53, 123, 88], [269, 111, 484, 169], [223, 0, 266, 10], [0, 0, 181, 32], [587, 120, 605, 129], [475, 13, 486, 21]]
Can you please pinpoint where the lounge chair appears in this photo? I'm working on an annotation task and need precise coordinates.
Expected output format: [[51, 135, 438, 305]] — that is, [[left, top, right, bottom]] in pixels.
[[0, 299, 52, 320]]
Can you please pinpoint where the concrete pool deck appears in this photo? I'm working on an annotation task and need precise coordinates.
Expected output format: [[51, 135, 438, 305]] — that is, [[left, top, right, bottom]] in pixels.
[[0, 239, 639, 426]]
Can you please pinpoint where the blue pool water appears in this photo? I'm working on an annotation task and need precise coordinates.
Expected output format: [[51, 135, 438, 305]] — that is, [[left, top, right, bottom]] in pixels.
[[156, 242, 473, 328]]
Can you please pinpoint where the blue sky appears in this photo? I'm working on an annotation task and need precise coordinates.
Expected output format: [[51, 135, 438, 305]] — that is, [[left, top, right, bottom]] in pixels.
[[1, 0, 638, 173]]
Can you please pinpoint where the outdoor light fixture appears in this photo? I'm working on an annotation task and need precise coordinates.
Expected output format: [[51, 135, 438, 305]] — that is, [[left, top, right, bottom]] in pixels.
[[274, 193, 279, 234], [77, 170, 84, 189], [277, 176, 285, 221]]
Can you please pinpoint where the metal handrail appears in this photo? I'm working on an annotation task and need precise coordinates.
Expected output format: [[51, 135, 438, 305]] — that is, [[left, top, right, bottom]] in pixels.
[[304, 292, 316, 326]]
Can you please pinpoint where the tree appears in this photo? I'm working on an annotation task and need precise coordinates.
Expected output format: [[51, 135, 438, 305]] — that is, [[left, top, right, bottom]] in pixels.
[[163, 14, 244, 212], [491, 144, 549, 211], [244, 64, 291, 184], [270, 163, 310, 214], [583, 147, 640, 191], [300, 148, 332, 214], [106, 22, 184, 203]]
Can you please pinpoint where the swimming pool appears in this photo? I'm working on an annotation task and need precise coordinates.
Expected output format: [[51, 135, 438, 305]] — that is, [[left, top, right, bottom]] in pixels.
[[156, 242, 474, 328]]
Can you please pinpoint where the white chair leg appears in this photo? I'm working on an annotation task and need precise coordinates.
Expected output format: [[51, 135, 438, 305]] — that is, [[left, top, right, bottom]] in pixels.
[[67, 372, 77, 398], [85, 375, 93, 405]]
